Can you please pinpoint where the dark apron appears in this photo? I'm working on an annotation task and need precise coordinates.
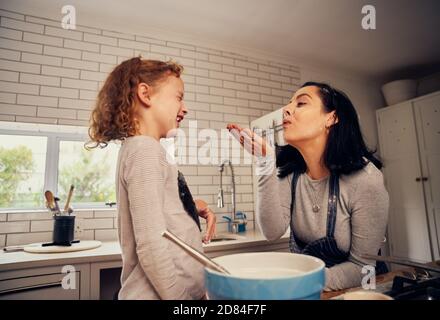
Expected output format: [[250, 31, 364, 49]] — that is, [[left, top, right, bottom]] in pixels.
[[288, 171, 388, 274], [177, 171, 201, 231]]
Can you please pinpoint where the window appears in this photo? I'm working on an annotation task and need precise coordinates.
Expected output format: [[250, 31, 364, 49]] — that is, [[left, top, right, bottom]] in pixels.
[[0, 122, 119, 211], [0, 134, 47, 209], [58, 140, 118, 207]]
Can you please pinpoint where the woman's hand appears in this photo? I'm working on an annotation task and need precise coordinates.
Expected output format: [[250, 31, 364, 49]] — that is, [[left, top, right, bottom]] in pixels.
[[194, 199, 217, 244], [226, 123, 274, 157]]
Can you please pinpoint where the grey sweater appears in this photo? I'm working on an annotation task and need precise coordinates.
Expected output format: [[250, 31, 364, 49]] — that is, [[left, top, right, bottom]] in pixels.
[[256, 159, 389, 291], [116, 135, 205, 300]]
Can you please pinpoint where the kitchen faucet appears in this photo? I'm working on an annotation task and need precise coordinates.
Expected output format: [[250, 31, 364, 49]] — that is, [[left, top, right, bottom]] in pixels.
[[217, 160, 236, 221]]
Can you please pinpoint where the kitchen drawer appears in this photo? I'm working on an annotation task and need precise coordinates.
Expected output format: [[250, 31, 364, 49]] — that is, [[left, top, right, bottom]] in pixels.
[[0, 264, 90, 300], [0, 272, 80, 300]]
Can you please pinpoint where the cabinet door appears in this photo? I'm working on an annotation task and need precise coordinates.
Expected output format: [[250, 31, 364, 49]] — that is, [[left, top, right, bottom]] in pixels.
[[377, 102, 432, 262], [413, 93, 440, 260]]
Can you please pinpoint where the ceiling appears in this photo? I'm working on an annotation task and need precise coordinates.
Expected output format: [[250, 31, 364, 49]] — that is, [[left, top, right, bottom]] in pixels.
[[2, 0, 440, 80]]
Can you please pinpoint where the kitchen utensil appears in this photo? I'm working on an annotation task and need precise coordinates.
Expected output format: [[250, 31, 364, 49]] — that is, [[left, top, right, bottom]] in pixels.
[[54, 196, 62, 216], [44, 190, 56, 213], [205, 252, 325, 300], [3, 244, 42, 252], [64, 184, 74, 214], [162, 230, 230, 274], [360, 254, 440, 274]]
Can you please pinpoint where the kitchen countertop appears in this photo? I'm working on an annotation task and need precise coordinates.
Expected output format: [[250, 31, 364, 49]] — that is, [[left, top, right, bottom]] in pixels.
[[0, 229, 290, 272]]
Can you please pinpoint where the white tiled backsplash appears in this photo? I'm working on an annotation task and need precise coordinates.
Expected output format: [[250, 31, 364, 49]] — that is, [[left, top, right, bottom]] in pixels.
[[0, 8, 302, 247], [0, 205, 254, 247]]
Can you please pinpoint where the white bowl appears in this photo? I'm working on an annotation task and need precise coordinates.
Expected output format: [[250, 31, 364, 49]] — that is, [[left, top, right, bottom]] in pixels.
[[381, 79, 417, 106]]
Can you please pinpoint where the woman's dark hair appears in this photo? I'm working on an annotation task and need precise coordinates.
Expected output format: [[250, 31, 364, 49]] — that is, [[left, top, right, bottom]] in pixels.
[[277, 81, 382, 178]]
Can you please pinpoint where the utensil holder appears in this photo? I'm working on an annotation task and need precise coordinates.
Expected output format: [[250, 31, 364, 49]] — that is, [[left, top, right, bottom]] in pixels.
[[53, 215, 75, 246]]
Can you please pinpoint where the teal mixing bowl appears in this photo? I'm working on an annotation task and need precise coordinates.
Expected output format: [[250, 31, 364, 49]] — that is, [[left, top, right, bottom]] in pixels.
[[205, 252, 325, 300]]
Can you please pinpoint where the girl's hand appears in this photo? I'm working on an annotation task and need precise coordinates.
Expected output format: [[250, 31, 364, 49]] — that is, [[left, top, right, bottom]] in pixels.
[[194, 199, 217, 244], [226, 123, 274, 157]]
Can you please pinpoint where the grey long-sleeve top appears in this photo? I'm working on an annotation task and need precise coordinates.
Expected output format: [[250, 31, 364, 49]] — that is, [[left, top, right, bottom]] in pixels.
[[116, 135, 205, 299], [256, 159, 389, 291]]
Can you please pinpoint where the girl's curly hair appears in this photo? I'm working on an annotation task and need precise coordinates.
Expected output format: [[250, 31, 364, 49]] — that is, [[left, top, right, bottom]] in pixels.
[[85, 57, 183, 149]]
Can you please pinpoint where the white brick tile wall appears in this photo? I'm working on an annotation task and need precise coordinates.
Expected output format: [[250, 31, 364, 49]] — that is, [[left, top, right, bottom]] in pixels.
[[82, 51, 116, 64], [0, 93, 16, 104], [0, 9, 303, 246], [21, 52, 62, 66], [17, 94, 58, 107], [235, 75, 259, 85], [44, 25, 82, 40], [119, 38, 150, 51], [101, 45, 133, 57], [0, 27, 22, 40], [59, 98, 94, 110], [95, 229, 118, 241], [0, 48, 20, 60], [23, 32, 63, 47], [166, 41, 195, 51], [15, 115, 57, 124], [37, 106, 76, 119], [40, 86, 78, 98], [63, 58, 99, 71], [6, 232, 52, 246], [84, 33, 117, 46], [30, 220, 53, 232], [0, 221, 29, 233], [0, 69, 19, 81], [0, 9, 24, 20], [64, 39, 100, 52], [42, 65, 79, 78], [61, 78, 98, 91], [1, 17, 44, 33], [43, 45, 81, 59], [103, 30, 135, 40], [0, 38, 42, 53], [0, 103, 37, 116], [20, 73, 60, 86]]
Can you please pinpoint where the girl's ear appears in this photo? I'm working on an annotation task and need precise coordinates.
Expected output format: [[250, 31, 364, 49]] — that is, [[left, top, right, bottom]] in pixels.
[[137, 82, 152, 107], [326, 110, 339, 128]]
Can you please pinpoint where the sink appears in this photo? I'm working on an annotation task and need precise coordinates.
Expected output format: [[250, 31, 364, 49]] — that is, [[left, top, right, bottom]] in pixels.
[[209, 233, 246, 242], [210, 237, 236, 242]]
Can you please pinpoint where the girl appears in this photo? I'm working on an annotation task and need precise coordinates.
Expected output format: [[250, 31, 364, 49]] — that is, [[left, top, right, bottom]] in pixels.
[[228, 82, 389, 291], [87, 57, 215, 299]]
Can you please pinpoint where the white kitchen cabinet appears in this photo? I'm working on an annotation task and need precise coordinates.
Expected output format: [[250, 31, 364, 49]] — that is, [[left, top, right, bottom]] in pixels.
[[376, 91, 440, 263], [90, 260, 122, 300], [0, 263, 90, 300]]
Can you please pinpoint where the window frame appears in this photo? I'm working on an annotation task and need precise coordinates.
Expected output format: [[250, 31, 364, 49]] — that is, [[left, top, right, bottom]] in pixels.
[[0, 122, 117, 212]]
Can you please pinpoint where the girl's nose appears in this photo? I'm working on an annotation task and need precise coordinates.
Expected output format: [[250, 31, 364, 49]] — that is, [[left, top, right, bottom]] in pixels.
[[181, 103, 188, 115]]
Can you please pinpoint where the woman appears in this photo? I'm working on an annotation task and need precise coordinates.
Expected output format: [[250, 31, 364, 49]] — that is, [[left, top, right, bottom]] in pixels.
[[87, 57, 216, 299], [228, 82, 389, 291]]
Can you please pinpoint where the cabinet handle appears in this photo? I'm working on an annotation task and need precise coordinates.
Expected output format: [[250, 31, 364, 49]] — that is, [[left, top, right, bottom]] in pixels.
[[415, 177, 429, 182], [0, 282, 62, 296]]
